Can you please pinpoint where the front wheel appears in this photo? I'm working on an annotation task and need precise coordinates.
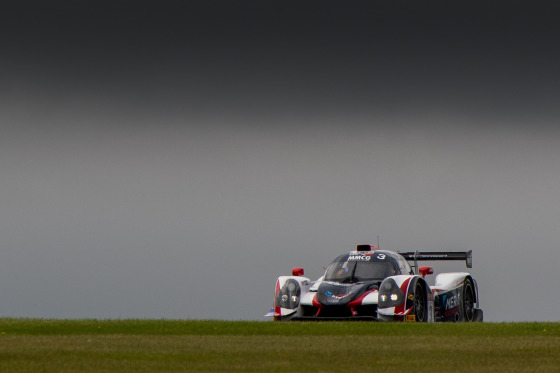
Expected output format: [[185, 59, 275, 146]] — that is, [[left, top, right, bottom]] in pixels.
[[463, 278, 475, 322], [413, 283, 427, 322]]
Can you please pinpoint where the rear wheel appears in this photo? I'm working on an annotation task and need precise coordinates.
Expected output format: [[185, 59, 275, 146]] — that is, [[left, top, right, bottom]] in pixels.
[[463, 278, 475, 322], [413, 283, 426, 322]]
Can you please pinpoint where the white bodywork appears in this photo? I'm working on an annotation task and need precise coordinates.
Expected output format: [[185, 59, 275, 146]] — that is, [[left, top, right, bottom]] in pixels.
[[269, 271, 473, 321], [433, 272, 470, 292], [266, 248, 481, 322]]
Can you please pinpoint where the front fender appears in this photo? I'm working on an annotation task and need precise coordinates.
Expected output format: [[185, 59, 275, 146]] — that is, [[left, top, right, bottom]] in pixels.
[[377, 275, 434, 322], [266, 276, 311, 320]]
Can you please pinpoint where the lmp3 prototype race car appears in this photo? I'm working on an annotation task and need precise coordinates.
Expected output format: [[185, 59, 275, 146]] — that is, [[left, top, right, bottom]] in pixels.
[[266, 245, 483, 322]]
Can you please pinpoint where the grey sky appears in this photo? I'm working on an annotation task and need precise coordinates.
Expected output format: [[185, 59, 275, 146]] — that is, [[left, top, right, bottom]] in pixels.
[[1, 2, 560, 321]]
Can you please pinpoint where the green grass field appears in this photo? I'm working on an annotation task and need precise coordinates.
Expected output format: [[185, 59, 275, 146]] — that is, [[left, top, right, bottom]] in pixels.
[[1, 319, 559, 372]]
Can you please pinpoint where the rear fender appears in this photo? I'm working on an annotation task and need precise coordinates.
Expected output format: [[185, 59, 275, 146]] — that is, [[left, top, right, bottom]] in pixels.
[[431, 272, 477, 322], [472, 277, 480, 308], [432, 272, 470, 292]]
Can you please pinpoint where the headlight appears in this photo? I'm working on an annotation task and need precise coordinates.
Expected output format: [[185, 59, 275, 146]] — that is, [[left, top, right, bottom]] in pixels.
[[378, 278, 404, 308], [275, 279, 301, 309]]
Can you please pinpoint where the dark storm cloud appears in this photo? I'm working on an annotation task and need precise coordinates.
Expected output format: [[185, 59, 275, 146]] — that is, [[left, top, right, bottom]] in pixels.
[[3, 0, 560, 123], [1, 1, 560, 320]]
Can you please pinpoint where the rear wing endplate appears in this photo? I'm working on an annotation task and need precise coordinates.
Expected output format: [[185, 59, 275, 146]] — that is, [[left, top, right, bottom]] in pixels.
[[398, 250, 473, 272]]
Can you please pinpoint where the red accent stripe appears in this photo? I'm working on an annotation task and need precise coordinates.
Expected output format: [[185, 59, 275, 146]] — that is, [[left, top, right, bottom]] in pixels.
[[394, 278, 411, 315], [311, 293, 320, 307], [395, 306, 414, 316], [312, 294, 322, 316], [347, 290, 377, 307], [274, 280, 281, 316]]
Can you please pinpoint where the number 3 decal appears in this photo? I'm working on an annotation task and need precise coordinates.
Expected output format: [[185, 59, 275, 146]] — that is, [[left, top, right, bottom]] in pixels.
[[377, 254, 386, 260]]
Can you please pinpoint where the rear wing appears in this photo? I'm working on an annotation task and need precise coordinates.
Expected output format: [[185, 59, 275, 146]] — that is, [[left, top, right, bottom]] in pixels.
[[398, 250, 473, 272]]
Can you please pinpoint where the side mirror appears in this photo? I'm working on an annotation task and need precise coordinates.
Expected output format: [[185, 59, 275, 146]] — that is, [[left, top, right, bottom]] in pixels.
[[292, 267, 304, 276], [419, 266, 433, 279]]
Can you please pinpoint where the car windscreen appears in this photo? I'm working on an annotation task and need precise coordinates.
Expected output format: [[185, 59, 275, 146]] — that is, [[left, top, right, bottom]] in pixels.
[[324, 255, 399, 283]]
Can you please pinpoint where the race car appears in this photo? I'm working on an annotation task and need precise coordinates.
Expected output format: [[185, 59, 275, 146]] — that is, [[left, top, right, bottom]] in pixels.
[[266, 244, 483, 322]]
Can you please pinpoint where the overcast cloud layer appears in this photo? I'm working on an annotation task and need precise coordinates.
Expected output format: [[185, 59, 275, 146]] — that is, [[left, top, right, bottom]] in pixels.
[[1, 2, 560, 321]]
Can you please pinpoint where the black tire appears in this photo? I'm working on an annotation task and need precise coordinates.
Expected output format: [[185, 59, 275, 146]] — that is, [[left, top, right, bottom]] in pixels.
[[463, 278, 475, 322], [413, 282, 427, 322]]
